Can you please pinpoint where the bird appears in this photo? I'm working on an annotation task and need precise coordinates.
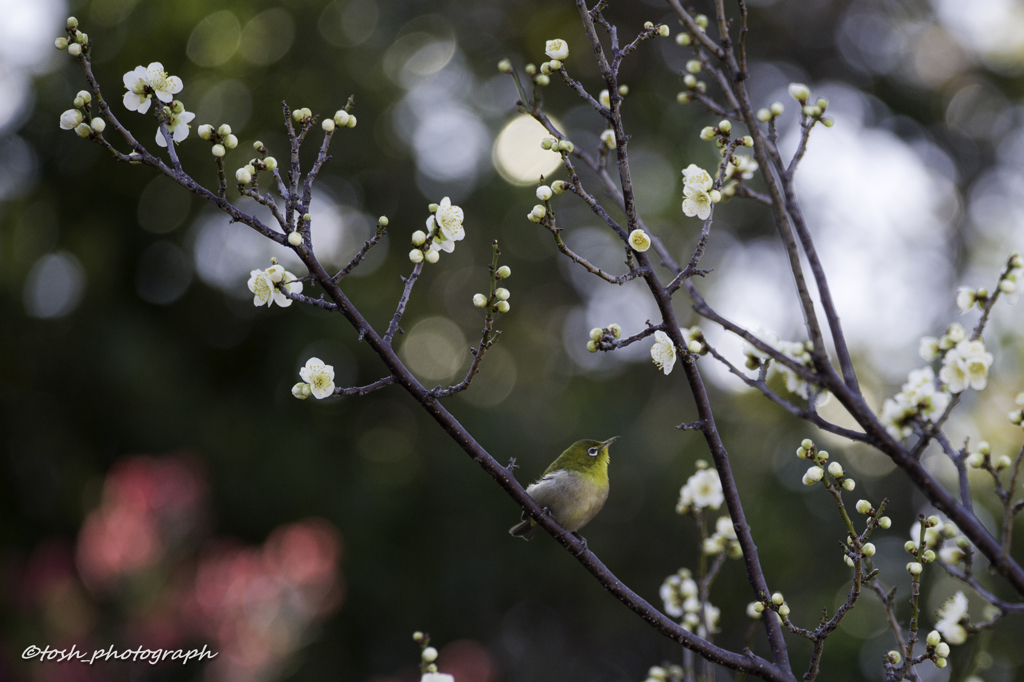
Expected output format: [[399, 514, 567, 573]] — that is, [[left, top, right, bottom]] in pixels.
[[509, 437, 617, 543]]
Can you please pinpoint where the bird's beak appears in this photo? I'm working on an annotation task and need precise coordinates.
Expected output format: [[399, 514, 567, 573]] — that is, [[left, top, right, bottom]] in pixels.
[[602, 436, 619, 449]]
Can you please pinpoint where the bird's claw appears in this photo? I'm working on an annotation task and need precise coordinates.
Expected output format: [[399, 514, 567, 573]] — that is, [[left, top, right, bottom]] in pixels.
[[572, 532, 588, 556]]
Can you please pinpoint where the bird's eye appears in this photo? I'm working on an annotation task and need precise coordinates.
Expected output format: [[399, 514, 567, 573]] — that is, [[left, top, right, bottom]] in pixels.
[[588, 447, 598, 456]]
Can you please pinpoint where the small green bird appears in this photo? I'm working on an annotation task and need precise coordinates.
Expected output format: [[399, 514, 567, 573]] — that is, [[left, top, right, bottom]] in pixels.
[[509, 437, 617, 541]]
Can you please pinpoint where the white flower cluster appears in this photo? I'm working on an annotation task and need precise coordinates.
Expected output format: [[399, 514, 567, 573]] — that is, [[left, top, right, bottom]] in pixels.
[[908, 517, 964, 566], [939, 339, 993, 393], [247, 264, 302, 308], [650, 327, 704, 375], [410, 198, 465, 264], [742, 330, 816, 399], [935, 591, 969, 645], [659, 569, 720, 633], [676, 464, 724, 514], [703, 515, 742, 558], [880, 367, 951, 439], [292, 358, 335, 400], [681, 164, 714, 219]]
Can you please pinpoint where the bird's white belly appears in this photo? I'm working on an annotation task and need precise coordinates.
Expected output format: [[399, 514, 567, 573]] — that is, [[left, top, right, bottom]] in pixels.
[[525, 470, 609, 532]]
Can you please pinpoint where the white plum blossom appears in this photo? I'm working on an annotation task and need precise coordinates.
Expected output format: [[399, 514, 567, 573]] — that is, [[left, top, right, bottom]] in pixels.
[[682, 164, 713, 220], [60, 109, 83, 130], [300, 357, 336, 399], [146, 62, 183, 103], [123, 65, 153, 113], [291, 383, 311, 400], [545, 39, 568, 60], [155, 108, 195, 147], [939, 339, 993, 393], [956, 286, 977, 314], [650, 330, 676, 375], [881, 366, 951, 439], [919, 336, 940, 361], [248, 269, 275, 307], [599, 89, 610, 109], [935, 592, 969, 645], [265, 264, 303, 307], [629, 229, 652, 252], [427, 197, 465, 253], [600, 129, 616, 148], [724, 154, 758, 181], [679, 468, 724, 510]]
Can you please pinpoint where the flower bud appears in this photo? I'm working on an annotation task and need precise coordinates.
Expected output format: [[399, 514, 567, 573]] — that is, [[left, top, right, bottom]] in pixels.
[[686, 60, 702, 74], [695, 14, 709, 28], [907, 562, 923, 575], [922, 549, 936, 562], [333, 110, 350, 127], [498, 59, 512, 73], [803, 466, 824, 484], [224, 134, 238, 149], [878, 516, 891, 529], [718, 120, 732, 134], [676, 33, 691, 46], [540, 138, 553, 150], [778, 604, 790, 617], [587, 340, 598, 353], [700, 127, 716, 140], [742, 135, 754, 147], [535, 74, 550, 86], [756, 108, 771, 122], [292, 109, 305, 122], [288, 231, 303, 246], [536, 185, 553, 201], [540, 62, 551, 75], [608, 323, 621, 339], [322, 119, 336, 132], [788, 83, 810, 102], [425, 249, 440, 264], [935, 642, 950, 658], [771, 592, 784, 605], [215, 124, 231, 137], [495, 288, 510, 301], [862, 542, 876, 557], [198, 124, 214, 140], [411, 230, 427, 246], [827, 462, 844, 478], [496, 300, 510, 313], [796, 447, 807, 459], [996, 455, 1012, 470], [677, 92, 692, 104], [236, 168, 252, 184], [530, 205, 547, 219], [74, 122, 91, 138], [887, 651, 901, 665], [551, 180, 567, 194], [422, 647, 438, 663], [1009, 410, 1024, 425], [549, 59, 562, 70], [926, 630, 941, 647], [817, 450, 829, 461], [618, 85, 628, 96], [557, 139, 574, 152], [55, 37, 68, 50], [472, 293, 487, 307], [803, 105, 822, 117], [590, 327, 604, 341], [966, 452, 985, 468], [87, 117, 105, 133], [856, 499, 872, 514], [68, 43, 82, 57], [1000, 279, 1016, 294], [708, 189, 721, 203], [408, 249, 424, 263], [496, 265, 511, 279], [524, 63, 536, 75], [816, 97, 829, 110], [658, 25, 670, 37], [683, 74, 697, 89], [769, 101, 784, 116], [905, 541, 917, 553], [291, 382, 311, 399], [264, 157, 278, 171], [842, 478, 856, 491]]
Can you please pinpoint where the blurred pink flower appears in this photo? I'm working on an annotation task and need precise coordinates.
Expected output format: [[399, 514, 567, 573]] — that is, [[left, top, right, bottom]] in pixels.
[[76, 455, 207, 593]]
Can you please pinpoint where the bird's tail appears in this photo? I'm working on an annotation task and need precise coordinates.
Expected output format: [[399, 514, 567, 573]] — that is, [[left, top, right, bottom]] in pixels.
[[508, 517, 537, 540]]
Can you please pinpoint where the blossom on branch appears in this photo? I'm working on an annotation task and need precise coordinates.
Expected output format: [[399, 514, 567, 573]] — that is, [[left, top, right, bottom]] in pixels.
[[545, 39, 568, 61], [427, 197, 465, 253], [939, 339, 993, 393], [682, 164, 713, 220], [677, 467, 724, 512], [299, 358, 335, 399], [880, 366, 951, 439], [935, 591, 969, 645], [650, 330, 676, 375], [60, 109, 83, 130], [155, 107, 195, 147], [122, 62, 183, 115], [266, 264, 303, 307]]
